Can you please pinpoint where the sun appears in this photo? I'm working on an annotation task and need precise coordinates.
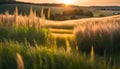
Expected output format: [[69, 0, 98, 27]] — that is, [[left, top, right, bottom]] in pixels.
[[63, 0, 72, 4]]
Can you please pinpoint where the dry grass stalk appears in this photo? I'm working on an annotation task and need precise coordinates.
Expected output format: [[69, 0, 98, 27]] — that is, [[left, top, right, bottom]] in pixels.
[[14, 6, 18, 24], [16, 53, 24, 69], [41, 7, 44, 17], [66, 38, 71, 53], [91, 46, 94, 62], [76, 45, 78, 52], [47, 8, 50, 19]]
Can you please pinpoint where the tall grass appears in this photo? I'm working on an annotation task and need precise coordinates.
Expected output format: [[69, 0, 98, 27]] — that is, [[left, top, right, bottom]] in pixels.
[[0, 25, 50, 45], [74, 18, 120, 54], [0, 6, 50, 45], [0, 41, 110, 69], [0, 6, 46, 29], [0, 5, 120, 69]]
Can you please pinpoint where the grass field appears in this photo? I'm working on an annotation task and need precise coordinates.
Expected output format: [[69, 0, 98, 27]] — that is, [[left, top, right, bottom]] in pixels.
[[0, 6, 120, 69], [0, 41, 111, 69]]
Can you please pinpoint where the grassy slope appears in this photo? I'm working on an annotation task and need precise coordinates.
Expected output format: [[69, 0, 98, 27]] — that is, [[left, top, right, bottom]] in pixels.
[[45, 15, 120, 34], [45, 15, 120, 51], [0, 14, 120, 69]]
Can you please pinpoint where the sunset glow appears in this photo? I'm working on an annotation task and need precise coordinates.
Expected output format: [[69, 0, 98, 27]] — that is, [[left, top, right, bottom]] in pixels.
[[16, 0, 120, 6], [63, 0, 72, 4]]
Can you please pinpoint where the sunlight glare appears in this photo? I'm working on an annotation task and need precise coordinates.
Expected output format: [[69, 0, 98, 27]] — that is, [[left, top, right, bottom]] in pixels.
[[63, 0, 72, 4]]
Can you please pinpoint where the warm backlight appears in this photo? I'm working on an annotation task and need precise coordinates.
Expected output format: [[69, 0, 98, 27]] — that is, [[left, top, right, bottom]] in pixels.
[[63, 0, 72, 4]]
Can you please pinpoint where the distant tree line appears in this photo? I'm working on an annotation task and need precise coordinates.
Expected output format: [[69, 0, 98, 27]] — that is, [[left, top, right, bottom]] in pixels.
[[50, 9, 94, 20], [62, 9, 93, 17], [100, 8, 120, 11], [0, 0, 16, 2]]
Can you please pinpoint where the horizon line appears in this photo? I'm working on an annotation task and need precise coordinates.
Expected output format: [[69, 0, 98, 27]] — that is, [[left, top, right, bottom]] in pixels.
[[0, 1, 120, 7]]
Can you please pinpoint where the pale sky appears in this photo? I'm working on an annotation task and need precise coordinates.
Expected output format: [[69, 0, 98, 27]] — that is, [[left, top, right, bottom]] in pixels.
[[17, 0, 120, 6]]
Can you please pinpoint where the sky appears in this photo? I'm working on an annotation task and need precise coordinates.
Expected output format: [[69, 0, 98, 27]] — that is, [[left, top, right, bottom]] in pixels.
[[17, 0, 120, 6]]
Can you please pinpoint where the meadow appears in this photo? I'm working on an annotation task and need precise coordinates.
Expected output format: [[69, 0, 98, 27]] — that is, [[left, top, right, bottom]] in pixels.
[[0, 6, 120, 69]]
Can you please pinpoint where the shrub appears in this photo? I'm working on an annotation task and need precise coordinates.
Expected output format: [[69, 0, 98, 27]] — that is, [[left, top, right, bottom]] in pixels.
[[84, 11, 93, 17]]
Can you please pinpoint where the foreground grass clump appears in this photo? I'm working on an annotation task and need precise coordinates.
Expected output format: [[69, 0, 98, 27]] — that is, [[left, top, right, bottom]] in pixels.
[[0, 41, 109, 69], [0, 25, 49, 45], [74, 19, 120, 54]]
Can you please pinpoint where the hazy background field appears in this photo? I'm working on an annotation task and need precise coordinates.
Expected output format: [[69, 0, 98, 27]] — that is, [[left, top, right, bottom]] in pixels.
[[0, 2, 120, 21], [0, 1, 120, 69]]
